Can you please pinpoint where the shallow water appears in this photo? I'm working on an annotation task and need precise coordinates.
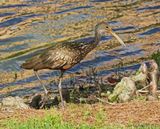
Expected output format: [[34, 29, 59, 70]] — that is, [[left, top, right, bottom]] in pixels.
[[0, 0, 160, 97]]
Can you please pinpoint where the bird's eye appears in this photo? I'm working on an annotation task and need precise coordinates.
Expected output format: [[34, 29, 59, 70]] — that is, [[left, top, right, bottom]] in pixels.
[[106, 26, 109, 28]]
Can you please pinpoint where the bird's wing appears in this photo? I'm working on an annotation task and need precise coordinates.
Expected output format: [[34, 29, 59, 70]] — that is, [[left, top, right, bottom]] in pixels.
[[21, 55, 42, 70], [21, 44, 68, 70], [39, 47, 72, 69], [22, 42, 82, 70]]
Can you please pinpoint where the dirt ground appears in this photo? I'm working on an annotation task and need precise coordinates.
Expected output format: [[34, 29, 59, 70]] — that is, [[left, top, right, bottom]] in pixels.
[[1, 101, 160, 125], [104, 101, 160, 125]]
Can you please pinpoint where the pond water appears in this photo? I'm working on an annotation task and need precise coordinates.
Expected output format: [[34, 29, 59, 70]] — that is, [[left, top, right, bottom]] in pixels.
[[0, 0, 159, 98]]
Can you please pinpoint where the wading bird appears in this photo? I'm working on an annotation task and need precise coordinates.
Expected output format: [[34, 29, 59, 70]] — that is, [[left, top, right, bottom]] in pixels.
[[21, 22, 126, 107]]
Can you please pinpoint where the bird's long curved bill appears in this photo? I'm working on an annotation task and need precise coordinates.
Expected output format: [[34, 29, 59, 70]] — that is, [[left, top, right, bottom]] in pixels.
[[110, 31, 126, 47]]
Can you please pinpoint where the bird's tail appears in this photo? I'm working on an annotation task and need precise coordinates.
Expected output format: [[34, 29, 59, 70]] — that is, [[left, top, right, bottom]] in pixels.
[[21, 56, 41, 70]]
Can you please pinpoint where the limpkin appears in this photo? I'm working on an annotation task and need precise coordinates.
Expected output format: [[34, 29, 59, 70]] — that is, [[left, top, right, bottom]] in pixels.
[[21, 22, 126, 107]]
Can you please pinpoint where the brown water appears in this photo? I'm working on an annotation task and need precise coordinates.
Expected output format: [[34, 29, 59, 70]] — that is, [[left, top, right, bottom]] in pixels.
[[0, 0, 160, 98]]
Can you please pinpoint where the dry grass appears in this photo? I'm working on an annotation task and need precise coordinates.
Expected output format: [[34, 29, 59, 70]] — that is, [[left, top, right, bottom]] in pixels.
[[1, 101, 160, 126]]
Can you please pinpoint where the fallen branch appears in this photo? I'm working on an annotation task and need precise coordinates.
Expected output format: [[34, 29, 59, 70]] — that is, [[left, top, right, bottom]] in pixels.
[[138, 85, 150, 92], [137, 90, 149, 93], [96, 97, 115, 105], [137, 90, 160, 94], [148, 60, 159, 98]]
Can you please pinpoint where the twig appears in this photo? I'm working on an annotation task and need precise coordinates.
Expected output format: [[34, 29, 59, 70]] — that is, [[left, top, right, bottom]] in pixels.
[[96, 97, 115, 105], [148, 60, 159, 98], [138, 85, 150, 91], [137, 90, 149, 93], [138, 90, 160, 94]]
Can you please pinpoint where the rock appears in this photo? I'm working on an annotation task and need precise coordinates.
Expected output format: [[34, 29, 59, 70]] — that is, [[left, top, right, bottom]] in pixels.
[[29, 94, 43, 109], [108, 77, 136, 103], [45, 96, 59, 108], [146, 95, 158, 101], [131, 63, 148, 83], [29, 94, 59, 109], [1, 96, 29, 109], [62, 88, 70, 103]]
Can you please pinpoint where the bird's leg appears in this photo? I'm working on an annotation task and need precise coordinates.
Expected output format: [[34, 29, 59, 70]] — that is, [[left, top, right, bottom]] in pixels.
[[58, 71, 65, 108], [34, 71, 48, 95]]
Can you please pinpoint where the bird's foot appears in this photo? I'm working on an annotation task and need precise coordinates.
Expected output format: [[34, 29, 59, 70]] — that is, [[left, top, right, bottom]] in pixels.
[[60, 100, 66, 109], [39, 95, 48, 109], [44, 89, 49, 96]]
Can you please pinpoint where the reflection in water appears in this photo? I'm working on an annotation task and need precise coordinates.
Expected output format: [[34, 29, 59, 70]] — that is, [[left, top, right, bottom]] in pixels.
[[0, 14, 42, 28], [140, 27, 160, 36], [0, 0, 160, 97], [137, 5, 160, 11], [55, 5, 93, 14], [0, 12, 15, 17], [113, 26, 135, 32], [0, 4, 30, 9], [0, 36, 33, 45]]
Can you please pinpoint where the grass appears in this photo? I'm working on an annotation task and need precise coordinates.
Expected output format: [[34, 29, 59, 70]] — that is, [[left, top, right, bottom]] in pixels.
[[1, 113, 101, 129], [2, 114, 160, 129], [1, 103, 160, 129], [5, 115, 74, 129]]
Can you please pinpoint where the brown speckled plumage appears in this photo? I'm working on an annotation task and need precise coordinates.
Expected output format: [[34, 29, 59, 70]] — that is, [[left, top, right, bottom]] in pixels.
[[21, 22, 125, 107], [21, 41, 95, 71]]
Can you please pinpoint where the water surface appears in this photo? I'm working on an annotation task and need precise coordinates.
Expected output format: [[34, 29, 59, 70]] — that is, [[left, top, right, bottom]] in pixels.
[[0, 0, 159, 97]]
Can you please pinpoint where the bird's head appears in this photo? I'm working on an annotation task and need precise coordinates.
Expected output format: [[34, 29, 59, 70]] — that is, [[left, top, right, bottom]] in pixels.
[[95, 22, 126, 47]]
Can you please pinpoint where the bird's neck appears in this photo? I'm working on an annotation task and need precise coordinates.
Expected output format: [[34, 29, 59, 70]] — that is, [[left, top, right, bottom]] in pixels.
[[94, 31, 102, 44]]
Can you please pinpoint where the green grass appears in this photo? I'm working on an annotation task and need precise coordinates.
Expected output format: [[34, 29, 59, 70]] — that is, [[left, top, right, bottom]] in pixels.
[[1, 114, 103, 129], [1, 111, 160, 129]]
